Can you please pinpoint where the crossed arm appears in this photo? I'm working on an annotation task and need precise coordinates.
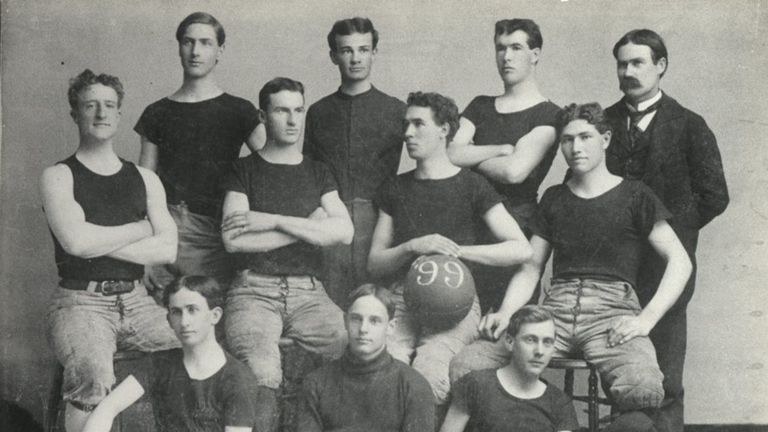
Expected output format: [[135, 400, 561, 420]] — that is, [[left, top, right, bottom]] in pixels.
[[40, 164, 177, 264], [221, 190, 353, 253], [366, 203, 532, 278], [447, 117, 557, 184]]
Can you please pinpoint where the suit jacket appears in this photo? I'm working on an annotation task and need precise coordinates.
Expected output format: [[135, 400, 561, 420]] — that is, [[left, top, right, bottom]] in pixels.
[[605, 93, 729, 245]]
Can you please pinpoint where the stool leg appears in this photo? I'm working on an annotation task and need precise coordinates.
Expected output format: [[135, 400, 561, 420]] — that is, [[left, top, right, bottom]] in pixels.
[[564, 369, 574, 396], [588, 367, 599, 432], [46, 365, 64, 432]]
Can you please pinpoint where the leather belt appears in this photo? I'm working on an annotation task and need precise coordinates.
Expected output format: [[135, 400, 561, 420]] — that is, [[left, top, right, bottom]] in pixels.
[[59, 279, 139, 295]]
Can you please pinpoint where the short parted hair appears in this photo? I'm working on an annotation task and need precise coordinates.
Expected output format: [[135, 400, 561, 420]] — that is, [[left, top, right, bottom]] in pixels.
[[495, 19, 543, 50], [347, 283, 396, 320], [176, 12, 226, 46], [506, 305, 554, 337], [557, 102, 611, 136], [327, 17, 379, 51], [406, 91, 460, 143], [258, 77, 305, 111], [613, 29, 668, 75], [68, 69, 125, 110], [163, 275, 224, 310]]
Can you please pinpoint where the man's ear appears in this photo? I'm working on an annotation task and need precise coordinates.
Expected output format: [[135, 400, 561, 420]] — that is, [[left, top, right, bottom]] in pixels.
[[166, 312, 172, 327], [70, 110, 78, 123], [503, 333, 515, 352], [215, 43, 225, 65], [655, 56, 668, 76], [329, 50, 339, 65], [530, 47, 541, 66], [602, 130, 613, 150], [257, 109, 266, 124], [211, 306, 223, 325], [386, 318, 397, 336]]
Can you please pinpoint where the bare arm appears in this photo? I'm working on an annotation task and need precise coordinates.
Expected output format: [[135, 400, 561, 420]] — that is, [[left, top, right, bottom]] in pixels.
[[608, 220, 692, 346], [107, 167, 178, 265], [447, 117, 515, 167], [475, 125, 557, 184], [245, 123, 267, 152], [138, 136, 158, 171], [221, 191, 299, 253], [367, 210, 461, 278], [459, 203, 532, 266], [479, 235, 552, 340], [40, 165, 153, 259], [439, 400, 471, 432], [272, 190, 354, 247], [82, 375, 145, 432]]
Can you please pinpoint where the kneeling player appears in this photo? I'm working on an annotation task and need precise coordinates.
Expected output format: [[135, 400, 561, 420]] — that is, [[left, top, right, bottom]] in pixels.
[[367, 91, 532, 409], [441, 306, 578, 432], [82, 276, 259, 432]]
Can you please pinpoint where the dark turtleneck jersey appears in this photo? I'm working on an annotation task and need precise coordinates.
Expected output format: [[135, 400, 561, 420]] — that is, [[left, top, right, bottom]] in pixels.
[[298, 349, 435, 432]]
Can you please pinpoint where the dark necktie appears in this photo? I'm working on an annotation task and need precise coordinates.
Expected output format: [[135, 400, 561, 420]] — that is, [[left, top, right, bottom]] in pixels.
[[627, 99, 661, 149]]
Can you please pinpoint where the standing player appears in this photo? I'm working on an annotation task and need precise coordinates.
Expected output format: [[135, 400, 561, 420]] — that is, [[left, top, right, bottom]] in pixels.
[[304, 17, 406, 305], [41, 69, 180, 432], [368, 91, 532, 412], [221, 78, 351, 422], [605, 29, 729, 432], [82, 276, 259, 432], [447, 19, 560, 311], [299, 284, 435, 432], [135, 12, 262, 291], [441, 306, 578, 432], [451, 103, 692, 431]]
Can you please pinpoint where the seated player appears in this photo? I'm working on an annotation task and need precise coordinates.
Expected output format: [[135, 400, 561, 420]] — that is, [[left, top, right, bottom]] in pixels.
[[367, 91, 532, 409], [221, 77, 351, 421], [450, 103, 692, 431], [82, 276, 258, 432], [41, 69, 180, 432], [441, 306, 578, 432], [299, 284, 435, 432]]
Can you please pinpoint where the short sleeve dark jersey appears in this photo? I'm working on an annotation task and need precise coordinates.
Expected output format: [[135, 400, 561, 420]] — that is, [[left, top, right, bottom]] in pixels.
[[136, 349, 257, 432], [134, 93, 259, 217], [374, 169, 502, 279], [453, 369, 579, 432], [221, 153, 338, 277], [530, 180, 671, 287], [462, 97, 560, 208]]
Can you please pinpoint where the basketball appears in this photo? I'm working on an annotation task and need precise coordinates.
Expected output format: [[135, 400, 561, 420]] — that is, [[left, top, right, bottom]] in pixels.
[[403, 254, 476, 329]]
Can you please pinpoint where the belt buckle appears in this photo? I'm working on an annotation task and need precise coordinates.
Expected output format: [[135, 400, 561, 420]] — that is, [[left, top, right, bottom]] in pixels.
[[100, 280, 131, 296]]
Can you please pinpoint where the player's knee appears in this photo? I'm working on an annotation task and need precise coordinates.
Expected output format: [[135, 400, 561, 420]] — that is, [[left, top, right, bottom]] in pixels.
[[62, 358, 114, 407], [609, 364, 664, 410], [448, 350, 473, 384]]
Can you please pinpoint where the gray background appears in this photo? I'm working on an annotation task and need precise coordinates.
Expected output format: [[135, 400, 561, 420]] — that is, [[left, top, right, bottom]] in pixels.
[[1, 0, 766, 425]]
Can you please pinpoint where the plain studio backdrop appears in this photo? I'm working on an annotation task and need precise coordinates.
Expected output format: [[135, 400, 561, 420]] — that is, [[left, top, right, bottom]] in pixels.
[[1, 0, 766, 425]]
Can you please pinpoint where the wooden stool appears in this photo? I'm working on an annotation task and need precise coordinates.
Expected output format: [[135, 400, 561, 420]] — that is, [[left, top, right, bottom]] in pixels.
[[548, 357, 612, 432], [277, 337, 323, 432], [45, 350, 148, 432]]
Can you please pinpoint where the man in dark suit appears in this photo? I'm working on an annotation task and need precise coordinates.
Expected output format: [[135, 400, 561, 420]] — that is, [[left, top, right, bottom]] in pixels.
[[605, 29, 729, 432]]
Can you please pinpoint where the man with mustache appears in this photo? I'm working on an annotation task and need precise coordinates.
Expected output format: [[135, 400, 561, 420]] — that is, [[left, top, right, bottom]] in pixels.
[[604, 29, 729, 432]]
